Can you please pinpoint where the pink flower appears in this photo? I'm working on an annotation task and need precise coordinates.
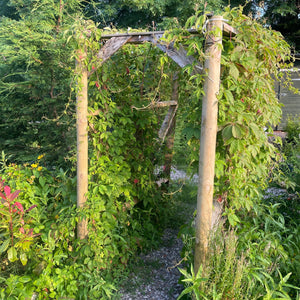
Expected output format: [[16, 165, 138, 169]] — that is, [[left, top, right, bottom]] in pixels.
[[92, 66, 95, 70], [134, 179, 139, 184]]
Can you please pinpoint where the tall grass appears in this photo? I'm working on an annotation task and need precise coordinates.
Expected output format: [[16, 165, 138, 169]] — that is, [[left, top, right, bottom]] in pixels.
[[178, 198, 300, 299]]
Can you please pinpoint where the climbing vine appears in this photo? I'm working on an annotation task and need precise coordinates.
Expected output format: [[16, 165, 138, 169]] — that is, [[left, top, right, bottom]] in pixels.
[[163, 6, 297, 224], [71, 4, 297, 273], [71, 19, 179, 272]]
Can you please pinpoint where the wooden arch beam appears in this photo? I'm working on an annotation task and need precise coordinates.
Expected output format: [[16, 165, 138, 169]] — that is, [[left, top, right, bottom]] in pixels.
[[90, 31, 204, 73]]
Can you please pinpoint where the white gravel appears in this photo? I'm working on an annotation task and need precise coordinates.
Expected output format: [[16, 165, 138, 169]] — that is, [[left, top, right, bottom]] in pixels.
[[118, 229, 184, 300], [155, 166, 199, 183]]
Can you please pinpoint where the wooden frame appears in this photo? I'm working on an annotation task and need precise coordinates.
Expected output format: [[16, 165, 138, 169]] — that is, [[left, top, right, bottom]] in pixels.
[[76, 17, 236, 272]]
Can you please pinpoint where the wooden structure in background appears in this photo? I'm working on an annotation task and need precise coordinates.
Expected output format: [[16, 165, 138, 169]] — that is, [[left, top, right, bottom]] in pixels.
[[161, 74, 179, 183], [75, 18, 237, 273], [276, 66, 300, 130]]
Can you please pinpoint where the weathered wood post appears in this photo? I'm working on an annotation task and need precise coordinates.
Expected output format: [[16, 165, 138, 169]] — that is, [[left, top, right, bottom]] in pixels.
[[76, 45, 88, 240], [163, 74, 179, 183], [194, 16, 223, 274]]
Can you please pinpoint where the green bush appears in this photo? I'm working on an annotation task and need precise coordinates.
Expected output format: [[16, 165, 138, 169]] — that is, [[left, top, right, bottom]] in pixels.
[[0, 156, 165, 299], [178, 196, 300, 299]]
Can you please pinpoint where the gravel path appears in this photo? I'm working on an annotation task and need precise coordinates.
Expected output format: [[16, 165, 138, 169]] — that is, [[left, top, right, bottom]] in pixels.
[[117, 167, 195, 300], [118, 229, 184, 300]]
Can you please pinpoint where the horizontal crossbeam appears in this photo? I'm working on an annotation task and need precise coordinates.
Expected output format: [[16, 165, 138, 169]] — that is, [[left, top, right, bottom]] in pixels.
[[100, 22, 237, 40]]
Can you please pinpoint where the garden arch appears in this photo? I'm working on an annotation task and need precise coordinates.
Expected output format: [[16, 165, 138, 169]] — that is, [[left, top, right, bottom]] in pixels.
[[75, 16, 236, 271]]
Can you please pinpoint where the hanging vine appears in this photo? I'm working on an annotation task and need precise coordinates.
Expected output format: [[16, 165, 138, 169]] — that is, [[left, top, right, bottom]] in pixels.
[[160, 7, 297, 225]]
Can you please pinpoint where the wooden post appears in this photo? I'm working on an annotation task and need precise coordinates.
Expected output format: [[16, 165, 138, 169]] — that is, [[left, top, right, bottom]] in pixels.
[[194, 16, 223, 274], [76, 47, 88, 239], [163, 75, 179, 183]]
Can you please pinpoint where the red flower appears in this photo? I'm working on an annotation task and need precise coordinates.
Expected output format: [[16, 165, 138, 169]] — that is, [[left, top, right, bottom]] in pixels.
[[217, 195, 222, 203], [134, 179, 139, 184], [95, 82, 100, 88], [92, 66, 95, 70], [126, 67, 130, 75], [241, 98, 244, 103]]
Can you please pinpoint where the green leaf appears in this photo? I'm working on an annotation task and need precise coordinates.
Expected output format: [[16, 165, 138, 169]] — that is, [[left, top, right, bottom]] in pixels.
[[39, 176, 45, 187], [228, 213, 240, 226], [224, 89, 234, 104], [0, 240, 10, 254], [18, 276, 31, 283], [178, 286, 194, 299], [232, 124, 242, 139], [222, 125, 233, 141], [250, 123, 261, 138], [20, 252, 28, 266], [248, 145, 258, 157], [229, 64, 239, 80], [7, 246, 18, 262]]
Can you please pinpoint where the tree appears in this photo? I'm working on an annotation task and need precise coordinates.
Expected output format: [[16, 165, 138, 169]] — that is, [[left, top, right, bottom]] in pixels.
[[0, 0, 19, 20], [260, 0, 300, 51], [229, 0, 300, 51], [85, 0, 225, 29], [85, 0, 299, 52], [0, 0, 82, 166]]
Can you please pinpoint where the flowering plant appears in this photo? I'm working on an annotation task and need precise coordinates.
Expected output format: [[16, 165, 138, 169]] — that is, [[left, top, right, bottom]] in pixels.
[[0, 178, 38, 265]]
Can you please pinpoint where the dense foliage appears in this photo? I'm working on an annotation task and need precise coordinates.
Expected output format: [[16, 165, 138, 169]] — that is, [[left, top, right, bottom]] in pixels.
[[0, 0, 81, 167], [253, 0, 300, 51], [163, 6, 296, 224], [83, 0, 300, 51], [178, 117, 300, 299], [0, 0, 298, 168], [83, 0, 224, 29]]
